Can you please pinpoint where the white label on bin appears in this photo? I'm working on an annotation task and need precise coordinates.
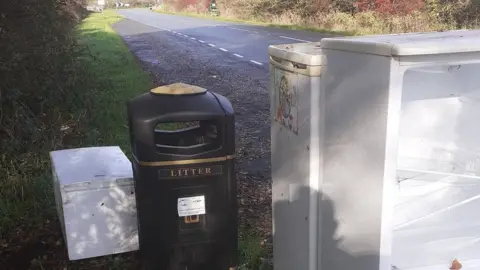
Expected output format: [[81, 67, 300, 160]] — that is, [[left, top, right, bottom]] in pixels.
[[177, 196, 206, 217]]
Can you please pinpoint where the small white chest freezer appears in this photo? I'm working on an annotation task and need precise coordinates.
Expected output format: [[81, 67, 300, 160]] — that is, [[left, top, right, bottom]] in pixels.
[[50, 146, 138, 260], [318, 30, 480, 270], [269, 42, 324, 270]]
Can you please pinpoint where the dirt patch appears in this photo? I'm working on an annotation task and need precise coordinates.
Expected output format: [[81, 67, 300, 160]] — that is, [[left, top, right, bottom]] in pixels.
[[0, 219, 140, 270]]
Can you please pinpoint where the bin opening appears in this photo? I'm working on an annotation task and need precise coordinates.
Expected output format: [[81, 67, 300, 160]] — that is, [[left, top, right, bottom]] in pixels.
[[154, 120, 220, 155]]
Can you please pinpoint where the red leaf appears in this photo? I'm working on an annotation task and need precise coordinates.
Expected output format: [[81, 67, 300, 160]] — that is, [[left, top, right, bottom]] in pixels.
[[450, 259, 462, 270]]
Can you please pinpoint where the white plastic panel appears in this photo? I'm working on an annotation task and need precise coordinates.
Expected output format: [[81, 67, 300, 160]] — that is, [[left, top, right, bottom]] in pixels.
[[62, 184, 138, 260], [392, 170, 480, 270], [271, 67, 321, 270], [270, 43, 323, 270], [320, 30, 480, 56], [320, 49, 396, 270], [269, 42, 323, 66], [397, 63, 480, 176], [50, 146, 133, 189], [50, 146, 138, 260], [393, 62, 480, 269]]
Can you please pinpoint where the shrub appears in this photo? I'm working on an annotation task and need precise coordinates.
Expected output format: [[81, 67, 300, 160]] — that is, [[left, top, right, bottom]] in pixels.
[[0, 0, 87, 219], [354, 0, 425, 15], [159, 0, 478, 34]]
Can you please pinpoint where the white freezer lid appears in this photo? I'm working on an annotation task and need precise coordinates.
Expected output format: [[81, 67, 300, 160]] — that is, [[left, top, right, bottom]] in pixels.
[[320, 29, 480, 56], [50, 146, 133, 190], [268, 42, 323, 66]]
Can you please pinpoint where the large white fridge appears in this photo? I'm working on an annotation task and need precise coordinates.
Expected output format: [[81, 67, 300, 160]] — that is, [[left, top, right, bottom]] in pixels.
[[270, 30, 480, 270]]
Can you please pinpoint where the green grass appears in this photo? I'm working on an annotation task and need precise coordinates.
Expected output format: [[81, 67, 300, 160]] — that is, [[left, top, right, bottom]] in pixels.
[[153, 8, 355, 36], [238, 233, 270, 270], [77, 11, 153, 152]]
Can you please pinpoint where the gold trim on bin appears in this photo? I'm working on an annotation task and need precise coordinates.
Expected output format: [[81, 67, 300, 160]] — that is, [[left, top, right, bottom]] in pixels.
[[150, 83, 207, 95], [135, 155, 235, 167]]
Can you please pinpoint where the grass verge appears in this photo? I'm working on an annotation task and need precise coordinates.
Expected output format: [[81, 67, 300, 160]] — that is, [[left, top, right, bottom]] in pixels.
[[76, 11, 153, 152], [238, 233, 269, 270], [1, 9, 267, 269]]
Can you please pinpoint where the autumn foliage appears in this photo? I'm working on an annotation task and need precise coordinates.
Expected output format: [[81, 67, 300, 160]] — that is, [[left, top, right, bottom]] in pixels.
[[161, 0, 479, 33], [354, 0, 425, 15]]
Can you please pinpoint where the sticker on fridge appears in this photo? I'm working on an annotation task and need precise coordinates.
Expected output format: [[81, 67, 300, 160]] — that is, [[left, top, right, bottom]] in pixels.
[[274, 68, 298, 134], [177, 196, 206, 217]]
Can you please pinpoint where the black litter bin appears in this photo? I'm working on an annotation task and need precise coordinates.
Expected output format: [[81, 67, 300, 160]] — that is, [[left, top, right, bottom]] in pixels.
[[127, 83, 238, 270]]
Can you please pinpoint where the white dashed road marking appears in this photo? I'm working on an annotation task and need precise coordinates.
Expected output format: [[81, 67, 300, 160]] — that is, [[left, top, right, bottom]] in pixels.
[[116, 16, 298, 71], [279, 36, 312, 43], [154, 24, 265, 69], [131, 20, 164, 30], [228, 27, 258, 34]]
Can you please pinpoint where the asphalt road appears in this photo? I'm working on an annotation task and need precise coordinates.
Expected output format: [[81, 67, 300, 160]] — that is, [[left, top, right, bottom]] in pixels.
[[117, 8, 332, 65]]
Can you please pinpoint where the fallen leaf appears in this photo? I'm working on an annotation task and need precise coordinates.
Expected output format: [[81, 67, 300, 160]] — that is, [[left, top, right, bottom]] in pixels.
[[450, 259, 462, 270]]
